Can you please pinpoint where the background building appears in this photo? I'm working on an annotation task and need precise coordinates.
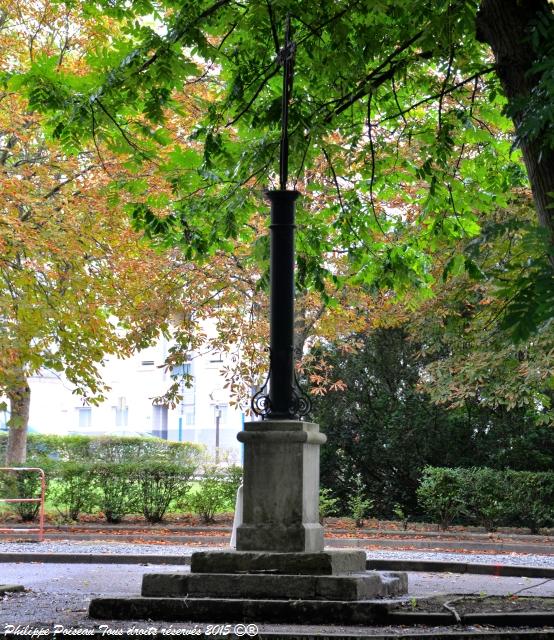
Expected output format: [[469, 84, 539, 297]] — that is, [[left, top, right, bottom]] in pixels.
[[1, 332, 245, 460]]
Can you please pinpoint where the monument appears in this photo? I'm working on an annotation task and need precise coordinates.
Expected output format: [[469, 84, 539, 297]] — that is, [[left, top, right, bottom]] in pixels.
[[89, 17, 407, 625]]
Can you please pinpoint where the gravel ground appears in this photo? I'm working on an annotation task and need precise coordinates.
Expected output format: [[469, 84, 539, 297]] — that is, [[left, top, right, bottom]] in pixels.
[[1, 540, 553, 569]]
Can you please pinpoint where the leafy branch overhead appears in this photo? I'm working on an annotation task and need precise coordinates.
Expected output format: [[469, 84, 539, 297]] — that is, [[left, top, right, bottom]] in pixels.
[[5, 0, 554, 338]]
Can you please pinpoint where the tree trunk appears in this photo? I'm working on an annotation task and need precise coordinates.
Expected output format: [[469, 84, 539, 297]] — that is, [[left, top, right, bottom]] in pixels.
[[477, 0, 554, 258], [5, 373, 31, 465]]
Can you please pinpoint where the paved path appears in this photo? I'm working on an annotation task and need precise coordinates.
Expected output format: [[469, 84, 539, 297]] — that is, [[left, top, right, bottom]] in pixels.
[[0, 560, 553, 634]]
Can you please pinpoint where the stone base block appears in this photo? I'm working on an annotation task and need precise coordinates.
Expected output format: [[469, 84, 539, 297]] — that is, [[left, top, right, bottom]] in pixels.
[[0, 584, 24, 595], [236, 522, 324, 553], [142, 571, 407, 601], [89, 596, 394, 624], [190, 549, 367, 575]]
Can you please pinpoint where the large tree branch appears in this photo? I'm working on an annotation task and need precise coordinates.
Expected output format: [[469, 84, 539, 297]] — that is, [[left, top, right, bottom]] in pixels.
[[376, 67, 495, 125], [477, 0, 554, 261], [322, 29, 425, 123]]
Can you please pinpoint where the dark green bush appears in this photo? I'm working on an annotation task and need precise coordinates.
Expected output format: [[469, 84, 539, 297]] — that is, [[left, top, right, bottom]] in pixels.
[[462, 467, 509, 532], [505, 470, 554, 533], [0, 434, 204, 523], [417, 467, 466, 530], [91, 462, 138, 523], [417, 466, 554, 532], [0, 468, 45, 522]]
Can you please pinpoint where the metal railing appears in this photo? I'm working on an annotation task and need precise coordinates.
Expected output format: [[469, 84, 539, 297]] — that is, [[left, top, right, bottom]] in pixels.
[[0, 467, 46, 542]]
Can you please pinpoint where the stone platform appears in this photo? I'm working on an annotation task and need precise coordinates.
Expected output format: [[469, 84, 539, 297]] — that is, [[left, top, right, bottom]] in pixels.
[[88, 421, 408, 624], [88, 550, 408, 623]]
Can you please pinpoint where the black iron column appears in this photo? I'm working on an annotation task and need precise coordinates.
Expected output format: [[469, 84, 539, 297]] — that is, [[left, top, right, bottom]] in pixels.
[[251, 16, 311, 421], [266, 189, 298, 418]]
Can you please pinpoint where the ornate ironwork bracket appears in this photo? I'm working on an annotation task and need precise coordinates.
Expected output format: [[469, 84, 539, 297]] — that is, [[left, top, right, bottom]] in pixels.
[[251, 350, 312, 420]]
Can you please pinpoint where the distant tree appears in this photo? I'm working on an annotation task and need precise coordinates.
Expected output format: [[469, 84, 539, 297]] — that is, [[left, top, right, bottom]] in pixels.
[[312, 326, 554, 517], [0, 6, 187, 464]]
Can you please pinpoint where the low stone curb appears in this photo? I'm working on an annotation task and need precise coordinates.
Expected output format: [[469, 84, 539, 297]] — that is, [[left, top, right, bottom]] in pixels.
[[0, 584, 24, 594], [385, 610, 554, 626], [0, 552, 191, 565], [3, 532, 553, 555], [327, 537, 554, 555], [367, 558, 554, 578], [3, 522, 553, 544], [26, 533, 232, 545], [1, 553, 553, 580]]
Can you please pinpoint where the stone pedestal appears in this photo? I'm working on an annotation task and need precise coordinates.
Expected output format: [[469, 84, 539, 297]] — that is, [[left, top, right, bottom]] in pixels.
[[88, 421, 409, 623], [236, 420, 325, 552]]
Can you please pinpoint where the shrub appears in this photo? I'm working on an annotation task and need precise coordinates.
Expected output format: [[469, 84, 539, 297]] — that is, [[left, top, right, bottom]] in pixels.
[[319, 487, 339, 522], [392, 503, 410, 531], [134, 461, 195, 524], [348, 474, 374, 527], [48, 462, 96, 521], [0, 468, 46, 522], [218, 464, 243, 506], [417, 467, 554, 533], [0, 434, 205, 523], [417, 467, 466, 530], [92, 462, 138, 523], [505, 470, 554, 534], [186, 462, 243, 524], [462, 467, 509, 532]]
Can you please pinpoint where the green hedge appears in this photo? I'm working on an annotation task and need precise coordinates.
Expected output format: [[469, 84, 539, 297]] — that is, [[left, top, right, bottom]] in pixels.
[[417, 466, 554, 532], [0, 433, 209, 523]]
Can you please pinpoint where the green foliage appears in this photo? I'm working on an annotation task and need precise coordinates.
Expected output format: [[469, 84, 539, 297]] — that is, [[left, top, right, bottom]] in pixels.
[[11, 0, 553, 340], [91, 462, 137, 524], [0, 469, 45, 522], [417, 467, 554, 532], [461, 468, 509, 532], [48, 462, 96, 521], [134, 461, 195, 524], [0, 433, 203, 466], [417, 467, 466, 531], [505, 470, 554, 534], [417, 209, 554, 419], [314, 326, 554, 520], [392, 504, 410, 531], [348, 474, 374, 528], [319, 487, 339, 521], [185, 462, 242, 524], [0, 434, 203, 523]]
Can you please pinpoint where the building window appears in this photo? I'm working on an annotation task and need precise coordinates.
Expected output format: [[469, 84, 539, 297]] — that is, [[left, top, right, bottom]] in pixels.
[[171, 363, 192, 378], [114, 406, 129, 428], [77, 407, 92, 429], [0, 406, 8, 432], [152, 404, 168, 439]]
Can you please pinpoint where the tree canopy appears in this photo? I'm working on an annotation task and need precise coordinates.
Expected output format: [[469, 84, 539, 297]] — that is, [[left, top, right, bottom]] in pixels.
[[2, 0, 554, 464], [7, 0, 553, 341]]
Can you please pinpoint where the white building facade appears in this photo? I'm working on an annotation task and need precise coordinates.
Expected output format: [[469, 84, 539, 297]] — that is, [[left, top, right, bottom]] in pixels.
[[1, 333, 245, 459]]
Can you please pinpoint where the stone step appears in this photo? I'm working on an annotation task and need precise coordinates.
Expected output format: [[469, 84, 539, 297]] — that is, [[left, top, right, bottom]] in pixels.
[[89, 596, 393, 624], [142, 570, 407, 600], [190, 549, 367, 575]]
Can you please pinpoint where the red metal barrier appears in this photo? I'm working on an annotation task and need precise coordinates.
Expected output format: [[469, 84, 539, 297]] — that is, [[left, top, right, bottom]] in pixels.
[[0, 467, 45, 542]]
